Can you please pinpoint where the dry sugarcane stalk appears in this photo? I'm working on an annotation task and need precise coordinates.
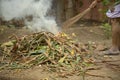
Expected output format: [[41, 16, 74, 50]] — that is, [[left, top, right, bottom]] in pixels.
[[0, 31, 96, 77], [62, 0, 98, 28]]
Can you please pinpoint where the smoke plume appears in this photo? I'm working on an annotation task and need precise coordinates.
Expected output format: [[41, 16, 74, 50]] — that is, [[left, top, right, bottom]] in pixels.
[[0, 0, 59, 34]]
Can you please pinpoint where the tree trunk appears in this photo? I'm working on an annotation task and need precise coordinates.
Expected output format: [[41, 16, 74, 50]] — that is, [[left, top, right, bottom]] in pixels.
[[56, 0, 66, 25]]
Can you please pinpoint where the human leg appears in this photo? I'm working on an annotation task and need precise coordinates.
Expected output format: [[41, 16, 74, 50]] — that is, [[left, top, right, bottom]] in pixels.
[[105, 18, 120, 55]]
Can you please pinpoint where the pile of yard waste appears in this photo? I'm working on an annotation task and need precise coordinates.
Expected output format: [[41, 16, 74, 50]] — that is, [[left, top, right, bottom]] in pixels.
[[0, 31, 97, 76]]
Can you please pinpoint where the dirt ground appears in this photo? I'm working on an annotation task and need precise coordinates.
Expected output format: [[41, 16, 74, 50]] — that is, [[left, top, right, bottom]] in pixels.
[[0, 23, 120, 80]]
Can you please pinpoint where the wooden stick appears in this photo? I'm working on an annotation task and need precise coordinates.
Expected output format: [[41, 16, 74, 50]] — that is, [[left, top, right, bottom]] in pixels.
[[62, 0, 98, 28]]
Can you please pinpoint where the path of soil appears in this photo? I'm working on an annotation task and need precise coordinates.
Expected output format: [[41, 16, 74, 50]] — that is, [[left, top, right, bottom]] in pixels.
[[0, 24, 120, 80]]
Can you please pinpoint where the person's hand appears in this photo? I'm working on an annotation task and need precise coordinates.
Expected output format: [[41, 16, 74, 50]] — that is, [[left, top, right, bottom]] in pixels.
[[109, 6, 115, 12]]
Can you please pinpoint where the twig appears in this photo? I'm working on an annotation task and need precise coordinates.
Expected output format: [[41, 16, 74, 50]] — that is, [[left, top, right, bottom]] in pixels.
[[0, 64, 9, 70], [86, 73, 113, 80], [95, 60, 120, 63], [86, 73, 106, 78]]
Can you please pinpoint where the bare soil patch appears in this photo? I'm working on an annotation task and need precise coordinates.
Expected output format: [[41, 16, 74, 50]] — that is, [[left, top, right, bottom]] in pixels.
[[0, 24, 120, 80]]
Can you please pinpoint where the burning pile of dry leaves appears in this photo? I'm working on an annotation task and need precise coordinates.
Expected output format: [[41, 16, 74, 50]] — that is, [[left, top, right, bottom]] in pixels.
[[0, 31, 98, 76]]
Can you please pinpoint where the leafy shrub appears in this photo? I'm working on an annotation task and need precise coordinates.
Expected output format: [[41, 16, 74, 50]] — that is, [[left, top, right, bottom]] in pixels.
[[101, 23, 112, 39]]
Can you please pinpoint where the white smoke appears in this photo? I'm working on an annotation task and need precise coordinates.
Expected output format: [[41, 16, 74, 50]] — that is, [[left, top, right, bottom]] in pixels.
[[0, 0, 59, 34]]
